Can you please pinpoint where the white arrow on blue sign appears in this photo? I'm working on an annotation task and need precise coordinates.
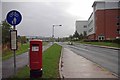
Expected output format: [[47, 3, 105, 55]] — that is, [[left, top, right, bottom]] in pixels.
[[6, 10, 22, 26]]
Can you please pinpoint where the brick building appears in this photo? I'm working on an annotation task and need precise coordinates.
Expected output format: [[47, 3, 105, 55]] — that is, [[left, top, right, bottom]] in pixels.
[[87, 1, 120, 40], [76, 1, 120, 40]]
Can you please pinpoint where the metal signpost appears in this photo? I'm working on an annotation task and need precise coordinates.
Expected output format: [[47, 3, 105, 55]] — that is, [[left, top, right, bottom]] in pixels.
[[6, 10, 22, 74]]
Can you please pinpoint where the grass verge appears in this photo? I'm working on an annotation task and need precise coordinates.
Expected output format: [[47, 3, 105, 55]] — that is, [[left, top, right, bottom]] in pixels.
[[13, 66, 30, 78], [76, 41, 120, 48], [42, 43, 62, 78], [2, 43, 29, 60], [12, 43, 62, 78], [2, 42, 49, 61], [42, 41, 49, 46]]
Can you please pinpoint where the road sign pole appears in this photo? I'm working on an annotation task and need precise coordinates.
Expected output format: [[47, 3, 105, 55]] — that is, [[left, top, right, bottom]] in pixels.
[[13, 25, 16, 74], [6, 10, 22, 75], [13, 50, 16, 74]]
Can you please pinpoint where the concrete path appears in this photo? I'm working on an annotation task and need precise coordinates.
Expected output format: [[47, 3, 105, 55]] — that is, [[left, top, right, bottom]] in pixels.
[[42, 42, 52, 52], [60, 48, 117, 78]]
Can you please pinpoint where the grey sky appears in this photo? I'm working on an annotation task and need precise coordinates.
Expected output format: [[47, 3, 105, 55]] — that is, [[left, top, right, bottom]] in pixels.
[[0, 2, 1, 23], [2, 0, 118, 38]]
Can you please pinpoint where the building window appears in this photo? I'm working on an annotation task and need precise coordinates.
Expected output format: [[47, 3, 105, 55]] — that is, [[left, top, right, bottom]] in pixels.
[[102, 37, 104, 40], [117, 16, 120, 19], [98, 36, 105, 40], [117, 29, 120, 34], [88, 28, 93, 33], [83, 25, 87, 28], [88, 20, 93, 27], [117, 23, 120, 25], [99, 37, 101, 40]]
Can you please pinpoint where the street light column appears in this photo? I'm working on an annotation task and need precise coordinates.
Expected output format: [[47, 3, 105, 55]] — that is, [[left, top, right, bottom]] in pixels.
[[52, 24, 62, 44], [52, 25, 55, 43]]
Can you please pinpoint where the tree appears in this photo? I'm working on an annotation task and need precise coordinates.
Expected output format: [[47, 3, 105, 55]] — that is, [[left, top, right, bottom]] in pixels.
[[20, 36, 27, 44], [2, 21, 12, 45], [79, 33, 84, 39], [83, 31, 87, 38], [69, 35, 73, 41], [17, 35, 21, 42], [73, 30, 80, 38]]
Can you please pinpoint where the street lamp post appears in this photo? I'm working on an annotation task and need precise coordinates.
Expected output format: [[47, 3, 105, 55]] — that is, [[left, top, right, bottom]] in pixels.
[[52, 24, 62, 44]]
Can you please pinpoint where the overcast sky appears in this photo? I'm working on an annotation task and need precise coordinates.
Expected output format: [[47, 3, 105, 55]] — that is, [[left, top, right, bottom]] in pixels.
[[1, 0, 119, 38]]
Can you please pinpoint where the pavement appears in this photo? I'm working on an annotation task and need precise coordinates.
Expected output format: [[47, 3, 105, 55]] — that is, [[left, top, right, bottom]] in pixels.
[[42, 42, 52, 52], [2, 52, 29, 78], [59, 48, 117, 78]]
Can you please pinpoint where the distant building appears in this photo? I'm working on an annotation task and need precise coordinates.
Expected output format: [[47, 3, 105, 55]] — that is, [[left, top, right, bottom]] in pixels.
[[26, 36, 51, 41], [76, 21, 88, 36], [76, 1, 120, 40]]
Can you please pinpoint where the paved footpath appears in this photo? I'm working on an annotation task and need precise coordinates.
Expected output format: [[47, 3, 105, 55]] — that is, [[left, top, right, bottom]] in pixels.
[[60, 48, 117, 78]]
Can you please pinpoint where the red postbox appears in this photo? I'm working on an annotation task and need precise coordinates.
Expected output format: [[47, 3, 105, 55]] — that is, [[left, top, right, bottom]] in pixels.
[[29, 40, 42, 78]]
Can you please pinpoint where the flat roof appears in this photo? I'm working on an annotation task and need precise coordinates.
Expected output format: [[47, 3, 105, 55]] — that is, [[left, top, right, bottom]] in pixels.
[[92, 1, 120, 7], [92, 1, 105, 7], [76, 20, 88, 22]]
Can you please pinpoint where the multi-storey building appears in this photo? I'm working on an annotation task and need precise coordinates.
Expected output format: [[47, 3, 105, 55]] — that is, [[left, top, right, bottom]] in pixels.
[[76, 21, 88, 36], [92, 1, 120, 40], [87, 1, 120, 40]]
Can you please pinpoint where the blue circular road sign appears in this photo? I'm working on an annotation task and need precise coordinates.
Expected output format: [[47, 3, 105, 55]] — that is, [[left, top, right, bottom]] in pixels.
[[6, 10, 22, 26]]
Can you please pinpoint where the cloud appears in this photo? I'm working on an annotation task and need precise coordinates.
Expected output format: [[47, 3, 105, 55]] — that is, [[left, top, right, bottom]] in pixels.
[[2, 1, 95, 37]]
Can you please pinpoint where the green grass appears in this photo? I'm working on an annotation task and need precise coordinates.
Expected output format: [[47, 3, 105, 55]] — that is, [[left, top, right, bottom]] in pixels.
[[14, 66, 30, 78], [12, 43, 62, 78], [2, 43, 29, 60], [42, 43, 62, 78], [79, 41, 120, 48], [2, 42, 49, 61], [42, 41, 49, 46], [16, 43, 30, 55]]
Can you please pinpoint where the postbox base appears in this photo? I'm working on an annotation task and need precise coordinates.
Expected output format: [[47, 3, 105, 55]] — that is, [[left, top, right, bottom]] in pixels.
[[30, 69, 42, 78]]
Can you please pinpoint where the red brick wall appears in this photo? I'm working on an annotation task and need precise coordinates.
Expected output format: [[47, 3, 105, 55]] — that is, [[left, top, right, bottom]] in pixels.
[[95, 9, 120, 40], [105, 9, 120, 39], [88, 34, 95, 40], [95, 10, 105, 40]]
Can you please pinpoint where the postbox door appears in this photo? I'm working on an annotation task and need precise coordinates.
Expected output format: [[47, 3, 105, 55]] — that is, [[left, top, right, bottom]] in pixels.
[[30, 41, 42, 70]]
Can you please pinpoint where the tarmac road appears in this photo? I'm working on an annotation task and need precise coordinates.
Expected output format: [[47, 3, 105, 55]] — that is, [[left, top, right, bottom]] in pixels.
[[58, 42, 119, 76]]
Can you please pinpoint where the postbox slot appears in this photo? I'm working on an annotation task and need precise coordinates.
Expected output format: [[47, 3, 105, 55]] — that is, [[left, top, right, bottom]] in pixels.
[[32, 44, 39, 52]]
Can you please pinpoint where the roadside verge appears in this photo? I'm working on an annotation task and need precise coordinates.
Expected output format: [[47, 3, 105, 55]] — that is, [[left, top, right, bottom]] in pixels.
[[74, 42, 120, 50], [10, 43, 62, 79], [84, 44, 120, 50]]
